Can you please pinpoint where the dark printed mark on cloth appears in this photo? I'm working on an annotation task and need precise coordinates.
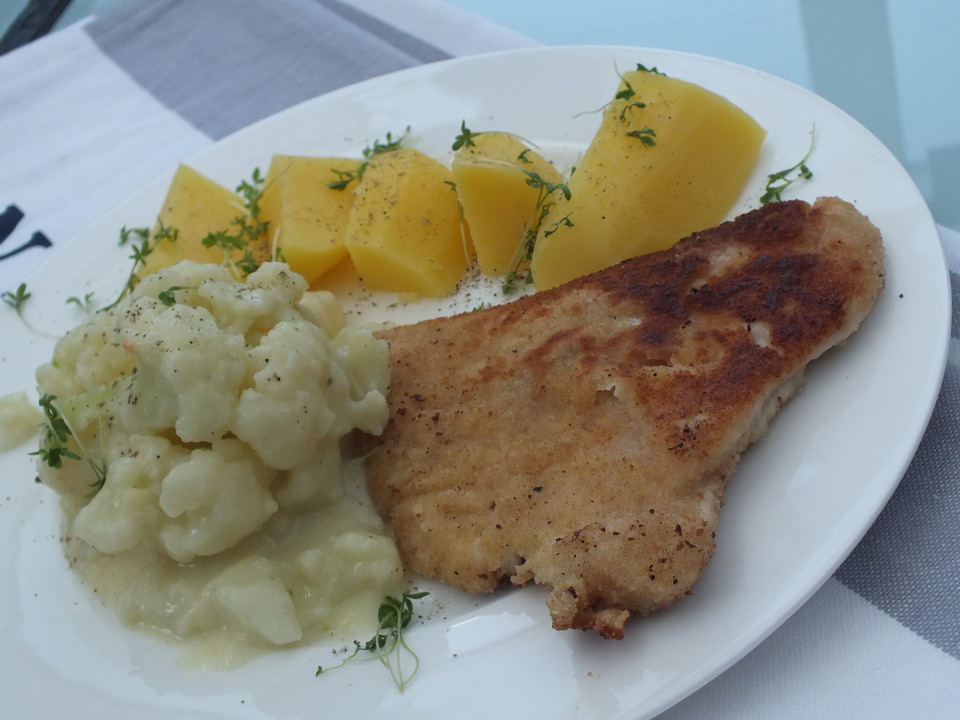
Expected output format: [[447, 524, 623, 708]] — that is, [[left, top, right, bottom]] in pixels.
[[0, 204, 52, 262]]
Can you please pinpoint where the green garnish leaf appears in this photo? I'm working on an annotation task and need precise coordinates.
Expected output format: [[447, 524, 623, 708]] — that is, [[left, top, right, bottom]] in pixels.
[[523, 172, 571, 201], [625, 127, 657, 146], [2, 282, 31, 319], [364, 128, 408, 159], [234, 250, 262, 277], [328, 128, 410, 189], [199, 168, 270, 276], [66, 292, 96, 314], [618, 100, 647, 122], [157, 286, 196, 306], [1, 282, 54, 336], [236, 167, 266, 217], [315, 590, 429, 692], [611, 67, 658, 143], [502, 173, 572, 294], [30, 393, 78, 469], [327, 169, 357, 191], [152, 222, 180, 248], [202, 228, 247, 254], [101, 233, 153, 312], [104, 221, 180, 312], [452, 121, 480, 151], [636, 62, 665, 75], [615, 82, 636, 101], [118, 225, 150, 246], [542, 214, 574, 238], [576, 61, 665, 123], [30, 393, 107, 497], [761, 127, 816, 204]]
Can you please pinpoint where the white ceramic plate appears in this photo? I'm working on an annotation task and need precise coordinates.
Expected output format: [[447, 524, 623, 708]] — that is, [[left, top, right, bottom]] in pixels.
[[0, 46, 950, 720]]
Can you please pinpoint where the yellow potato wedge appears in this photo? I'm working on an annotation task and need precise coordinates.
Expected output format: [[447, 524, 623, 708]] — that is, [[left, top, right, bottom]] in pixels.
[[452, 132, 563, 276], [140, 164, 261, 277], [531, 67, 766, 289], [260, 155, 362, 284], [343, 148, 467, 297]]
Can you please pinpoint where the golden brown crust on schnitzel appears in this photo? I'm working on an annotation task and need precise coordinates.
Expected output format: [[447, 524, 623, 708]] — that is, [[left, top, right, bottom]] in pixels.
[[364, 197, 884, 638]]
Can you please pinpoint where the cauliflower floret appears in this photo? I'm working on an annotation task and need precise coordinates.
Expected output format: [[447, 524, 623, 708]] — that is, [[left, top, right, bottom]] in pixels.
[[0, 391, 42, 451], [298, 290, 346, 337], [232, 319, 342, 470], [198, 262, 308, 338], [159, 439, 278, 563], [210, 556, 303, 645], [298, 532, 404, 600], [38, 312, 135, 397], [132, 260, 235, 299], [116, 296, 247, 443], [74, 435, 188, 554], [273, 443, 344, 510], [329, 326, 390, 436]]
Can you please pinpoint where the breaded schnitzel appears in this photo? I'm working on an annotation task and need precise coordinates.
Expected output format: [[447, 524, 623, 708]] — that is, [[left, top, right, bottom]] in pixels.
[[364, 197, 884, 638]]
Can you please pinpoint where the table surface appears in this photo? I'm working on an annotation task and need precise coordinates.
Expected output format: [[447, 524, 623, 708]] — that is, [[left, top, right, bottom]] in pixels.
[[4, 0, 956, 232]]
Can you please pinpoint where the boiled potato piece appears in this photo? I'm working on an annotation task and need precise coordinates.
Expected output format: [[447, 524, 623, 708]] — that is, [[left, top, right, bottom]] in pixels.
[[343, 148, 466, 297], [260, 155, 362, 284], [140, 164, 264, 277], [531, 68, 766, 289], [452, 132, 563, 275]]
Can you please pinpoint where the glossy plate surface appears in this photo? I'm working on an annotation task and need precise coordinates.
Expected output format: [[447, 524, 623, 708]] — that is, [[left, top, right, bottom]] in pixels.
[[0, 46, 950, 720]]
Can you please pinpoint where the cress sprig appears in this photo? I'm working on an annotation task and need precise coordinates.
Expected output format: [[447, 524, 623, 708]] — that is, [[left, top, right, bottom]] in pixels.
[[156, 285, 197, 306], [761, 127, 816, 204], [451, 120, 481, 151], [575, 63, 662, 145], [328, 128, 410, 189], [614, 66, 659, 145], [1, 282, 31, 322], [31, 393, 107, 497], [66, 292, 97, 314], [102, 167, 271, 314], [201, 167, 271, 276], [100, 223, 174, 312], [502, 171, 572, 294], [450, 122, 539, 157], [316, 590, 429, 692], [1, 282, 61, 337]]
